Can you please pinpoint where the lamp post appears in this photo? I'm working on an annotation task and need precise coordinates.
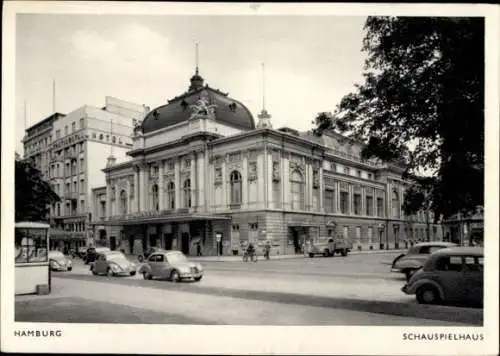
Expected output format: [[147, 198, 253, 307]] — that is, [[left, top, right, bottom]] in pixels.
[[393, 224, 400, 249], [378, 223, 385, 250]]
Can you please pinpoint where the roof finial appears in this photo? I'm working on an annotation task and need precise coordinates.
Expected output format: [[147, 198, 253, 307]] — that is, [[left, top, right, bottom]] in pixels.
[[195, 42, 199, 75], [257, 62, 272, 129]]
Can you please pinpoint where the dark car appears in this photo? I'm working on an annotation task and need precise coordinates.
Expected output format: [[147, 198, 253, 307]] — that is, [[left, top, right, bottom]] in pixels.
[[84, 246, 111, 264], [137, 247, 166, 262]]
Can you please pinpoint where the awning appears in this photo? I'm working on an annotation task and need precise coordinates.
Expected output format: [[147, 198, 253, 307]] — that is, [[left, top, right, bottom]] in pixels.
[[98, 213, 231, 226]]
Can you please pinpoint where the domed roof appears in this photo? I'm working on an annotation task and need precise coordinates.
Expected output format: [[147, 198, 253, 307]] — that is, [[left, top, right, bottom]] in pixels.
[[141, 71, 255, 134]]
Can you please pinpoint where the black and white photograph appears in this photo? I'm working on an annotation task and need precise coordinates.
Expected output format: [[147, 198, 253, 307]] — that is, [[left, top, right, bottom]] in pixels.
[[2, 2, 498, 355]]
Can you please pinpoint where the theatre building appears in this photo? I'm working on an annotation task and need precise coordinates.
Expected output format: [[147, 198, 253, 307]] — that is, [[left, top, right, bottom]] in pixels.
[[91, 69, 441, 256]]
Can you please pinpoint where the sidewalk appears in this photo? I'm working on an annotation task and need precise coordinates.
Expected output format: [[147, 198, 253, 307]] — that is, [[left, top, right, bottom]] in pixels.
[[125, 248, 406, 263]]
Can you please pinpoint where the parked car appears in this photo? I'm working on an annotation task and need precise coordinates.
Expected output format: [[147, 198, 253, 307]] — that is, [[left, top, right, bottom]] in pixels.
[[307, 237, 351, 257], [84, 246, 111, 264], [137, 247, 166, 262], [89, 251, 137, 277], [48, 250, 73, 271], [391, 241, 457, 280], [76, 246, 88, 259], [138, 250, 203, 282], [402, 247, 483, 306]]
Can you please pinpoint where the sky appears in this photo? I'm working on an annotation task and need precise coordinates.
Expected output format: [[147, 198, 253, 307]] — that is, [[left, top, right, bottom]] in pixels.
[[15, 13, 368, 154]]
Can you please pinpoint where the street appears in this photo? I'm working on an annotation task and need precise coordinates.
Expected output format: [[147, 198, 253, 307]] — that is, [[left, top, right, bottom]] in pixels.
[[16, 252, 483, 325]]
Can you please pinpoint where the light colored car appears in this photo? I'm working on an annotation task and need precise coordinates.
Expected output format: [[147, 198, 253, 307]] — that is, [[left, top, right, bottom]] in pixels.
[[48, 250, 72, 271], [402, 247, 483, 306], [138, 250, 203, 282], [89, 251, 137, 277], [307, 237, 351, 257], [391, 241, 457, 280]]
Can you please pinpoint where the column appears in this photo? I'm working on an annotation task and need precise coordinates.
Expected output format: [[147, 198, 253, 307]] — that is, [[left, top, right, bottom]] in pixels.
[[174, 158, 180, 210], [267, 151, 273, 209], [349, 184, 353, 215], [257, 152, 264, 207], [372, 189, 376, 217], [242, 152, 248, 208], [264, 145, 269, 208], [139, 166, 146, 212], [189, 154, 196, 209], [198, 151, 206, 211], [134, 169, 139, 213], [335, 181, 340, 212], [221, 156, 227, 207], [106, 183, 112, 218], [114, 185, 119, 215], [361, 187, 366, 216], [319, 166, 324, 212], [128, 179, 133, 214], [282, 154, 290, 209], [158, 161, 164, 211]]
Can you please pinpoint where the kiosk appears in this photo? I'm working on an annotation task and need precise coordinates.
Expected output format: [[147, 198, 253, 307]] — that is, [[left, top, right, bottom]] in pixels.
[[15, 222, 50, 295]]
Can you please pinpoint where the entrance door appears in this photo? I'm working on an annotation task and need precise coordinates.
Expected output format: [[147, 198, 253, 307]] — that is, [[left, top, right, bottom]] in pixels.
[[292, 228, 300, 254], [164, 233, 173, 250], [149, 234, 157, 248], [109, 236, 116, 251], [128, 236, 134, 254], [99, 229, 107, 244], [181, 232, 190, 255]]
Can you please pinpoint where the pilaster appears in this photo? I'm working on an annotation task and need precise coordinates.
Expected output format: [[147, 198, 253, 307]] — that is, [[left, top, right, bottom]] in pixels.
[[158, 161, 164, 211], [242, 152, 248, 209], [174, 158, 180, 209]]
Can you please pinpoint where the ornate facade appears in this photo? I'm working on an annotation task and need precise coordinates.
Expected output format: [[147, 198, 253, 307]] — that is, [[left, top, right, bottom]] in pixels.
[[91, 70, 441, 256]]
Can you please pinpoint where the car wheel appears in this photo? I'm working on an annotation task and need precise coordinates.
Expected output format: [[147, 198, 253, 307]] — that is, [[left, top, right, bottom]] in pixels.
[[107, 268, 114, 277], [68, 267, 72, 271], [309, 253, 314, 258], [341, 249, 347, 257], [323, 250, 329, 257], [142, 271, 152, 280], [170, 270, 180, 283], [416, 285, 440, 304], [90, 266, 98, 275], [194, 276, 202, 282]]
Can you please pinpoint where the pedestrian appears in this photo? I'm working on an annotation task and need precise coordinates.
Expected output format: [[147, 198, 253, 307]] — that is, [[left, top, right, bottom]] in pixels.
[[196, 242, 202, 256]]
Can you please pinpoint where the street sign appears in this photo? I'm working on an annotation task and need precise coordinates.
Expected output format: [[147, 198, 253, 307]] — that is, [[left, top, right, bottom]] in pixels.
[[215, 232, 222, 243]]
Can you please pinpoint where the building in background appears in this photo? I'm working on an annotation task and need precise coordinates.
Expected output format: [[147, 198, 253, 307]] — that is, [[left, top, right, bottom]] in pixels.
[[441, 207, 484, 246], [36, 96, 150, 251], [91, 69, 441, 257], [22, 113, 66, 181]]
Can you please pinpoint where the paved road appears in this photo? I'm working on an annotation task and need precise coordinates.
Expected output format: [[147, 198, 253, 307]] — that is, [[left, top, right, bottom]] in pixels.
[[17, 252, 482, 325]]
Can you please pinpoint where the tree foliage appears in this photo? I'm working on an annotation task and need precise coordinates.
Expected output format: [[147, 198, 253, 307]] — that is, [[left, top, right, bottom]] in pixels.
[[314, 17, 484, 220], [15, 158, 60, 222]]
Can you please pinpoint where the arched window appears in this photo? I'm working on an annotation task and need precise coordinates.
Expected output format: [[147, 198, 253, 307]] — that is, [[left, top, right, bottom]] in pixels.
[[291, 170, 305, 210], [152, 184, 159, 212], [230, 171, 242, 204], [392, 190, 400, 218], [183, 179, 191, 208], [167, 181, 175, 210], [120, 190, 127, 215]]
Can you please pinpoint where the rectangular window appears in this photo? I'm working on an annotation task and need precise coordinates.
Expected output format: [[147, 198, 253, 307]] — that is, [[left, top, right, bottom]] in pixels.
[[368, 227, 373, 244], [80, 158, 84, 171], [356, 226, 361, 244], [79, 118, 85, 129], [168, 160, 175, 171], [353, 194, 362, 215], [248, 223, 259, 243], [15, 228, 48, 263], [72, 122, 76, 132], [324, 189, 334, 213], [80, 179, 84, 191], [65, 126, 68, 135], [80, 142, 84, 152], [344, 167, 350, 175], [366, 196, 373, 216], [343, 226, 349, 239], [56, 130, 61, 139], [340, 191, 349, 214], [377, 197, 384, 217]]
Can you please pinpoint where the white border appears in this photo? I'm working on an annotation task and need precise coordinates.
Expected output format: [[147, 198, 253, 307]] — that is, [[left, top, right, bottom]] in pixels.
[[2, 2, 499, 355]]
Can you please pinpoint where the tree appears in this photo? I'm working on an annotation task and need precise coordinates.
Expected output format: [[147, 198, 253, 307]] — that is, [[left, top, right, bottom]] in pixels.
[[15, 158, 60, 222], [314, 17, 484, 220]]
